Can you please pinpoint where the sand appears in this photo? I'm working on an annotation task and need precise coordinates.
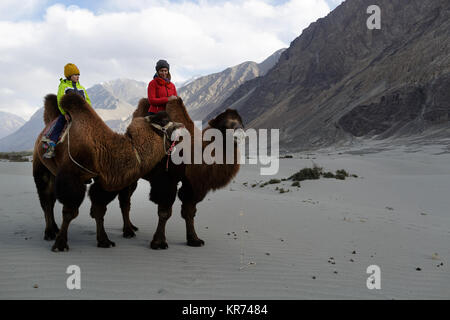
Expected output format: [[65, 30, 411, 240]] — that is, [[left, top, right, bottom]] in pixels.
[[0, 142, 449, 299]]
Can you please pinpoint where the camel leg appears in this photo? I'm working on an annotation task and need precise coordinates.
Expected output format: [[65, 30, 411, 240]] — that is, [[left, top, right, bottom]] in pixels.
[[32, 157, 59, 240], [52, 205, 79, 252], [150, 205, 172, 249], [52, 171, 86, 252], [148, 170, 178, 250], [88, 182, 118, 248], [181, 201, 205, 247], [118, 181, 139, 238]]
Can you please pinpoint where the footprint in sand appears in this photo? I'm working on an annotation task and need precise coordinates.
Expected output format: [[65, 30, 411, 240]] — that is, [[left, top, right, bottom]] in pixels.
[[157, 288, 169, 294]]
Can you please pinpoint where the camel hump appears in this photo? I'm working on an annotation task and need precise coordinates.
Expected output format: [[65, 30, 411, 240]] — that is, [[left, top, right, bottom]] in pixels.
[[43, 94, 60, 125], [132, 98, 150, 119], [60, 92, 91, 115]]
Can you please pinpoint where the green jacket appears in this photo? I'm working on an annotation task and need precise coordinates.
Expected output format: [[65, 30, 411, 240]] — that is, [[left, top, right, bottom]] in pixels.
[[57, 78, 91, 115]]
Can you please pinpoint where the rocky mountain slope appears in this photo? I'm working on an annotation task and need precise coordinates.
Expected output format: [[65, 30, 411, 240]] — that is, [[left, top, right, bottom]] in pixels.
[[207, 0, 450, 151], [178, 49, 285, 120]]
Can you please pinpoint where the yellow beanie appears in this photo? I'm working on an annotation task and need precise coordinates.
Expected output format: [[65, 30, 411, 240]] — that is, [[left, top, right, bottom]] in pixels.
[[64, 63, 80, 79]]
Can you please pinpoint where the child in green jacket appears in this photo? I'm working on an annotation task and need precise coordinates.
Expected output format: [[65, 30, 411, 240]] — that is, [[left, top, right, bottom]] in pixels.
[[43, 63, 91, 158]]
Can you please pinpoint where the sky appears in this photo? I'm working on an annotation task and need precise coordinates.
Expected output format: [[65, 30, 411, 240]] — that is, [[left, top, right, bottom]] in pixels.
[[0, 0, 342, 120]]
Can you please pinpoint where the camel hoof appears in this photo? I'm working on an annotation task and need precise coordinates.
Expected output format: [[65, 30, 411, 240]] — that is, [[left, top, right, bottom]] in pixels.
[[44, 230, 57, 241], [52, 238, 69, 252], [123, 229, 136, 238], [150, 240, 168, 250], [97, 239, 116, 248], [44, 225, 60, 241], [187, 238, 205, 247]]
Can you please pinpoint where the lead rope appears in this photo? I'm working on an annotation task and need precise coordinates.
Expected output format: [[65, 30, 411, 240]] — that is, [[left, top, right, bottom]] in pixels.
[[67, 121, 98, 176], [151, 122, 183, 171], [165, 138, 177, 171]]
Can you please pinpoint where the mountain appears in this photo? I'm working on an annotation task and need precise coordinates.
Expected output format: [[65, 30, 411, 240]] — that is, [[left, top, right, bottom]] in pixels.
[[207, 0, 450, 151], [174, 75, 202, 89], [178, 48, 286, 121], [87, 79, 147, 127], [0, 111, 25, 139], [0, 108, 44, 152], [0, 79, 147, 152]]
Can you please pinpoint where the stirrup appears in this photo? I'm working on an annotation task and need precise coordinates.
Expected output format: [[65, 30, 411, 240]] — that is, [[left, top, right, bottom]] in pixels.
[[43, 143, 55, 158]]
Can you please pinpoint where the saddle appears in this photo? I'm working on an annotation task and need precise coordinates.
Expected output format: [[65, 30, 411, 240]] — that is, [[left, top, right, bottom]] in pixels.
[[40, 118, 71, 146]]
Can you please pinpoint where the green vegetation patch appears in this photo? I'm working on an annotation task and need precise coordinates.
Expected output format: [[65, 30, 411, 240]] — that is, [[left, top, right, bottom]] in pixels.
[[0, 151, 32, 162], [288, 165, 323, 181]]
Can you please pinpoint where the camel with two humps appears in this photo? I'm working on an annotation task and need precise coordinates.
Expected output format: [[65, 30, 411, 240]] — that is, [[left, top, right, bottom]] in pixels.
[[33, 93, 182, 251], [91, 97, 244, 249]]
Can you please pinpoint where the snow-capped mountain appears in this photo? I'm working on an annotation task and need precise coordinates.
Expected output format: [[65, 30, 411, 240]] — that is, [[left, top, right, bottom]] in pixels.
[[0, 111, 25, 139], [0, 108, 44, 152], [87, 79, 147, 125]]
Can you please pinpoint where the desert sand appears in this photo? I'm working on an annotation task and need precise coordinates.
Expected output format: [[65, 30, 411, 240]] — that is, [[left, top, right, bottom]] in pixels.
[[0, 141, 449, 299]]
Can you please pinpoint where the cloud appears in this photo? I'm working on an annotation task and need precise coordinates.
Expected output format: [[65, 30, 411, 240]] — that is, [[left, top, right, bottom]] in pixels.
[[0, 0, 331, 119]]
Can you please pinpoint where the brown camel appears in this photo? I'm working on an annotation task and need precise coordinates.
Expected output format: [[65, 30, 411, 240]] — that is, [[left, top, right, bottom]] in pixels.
[[91, 97, 244, 249], [33, 93, 182, 251]]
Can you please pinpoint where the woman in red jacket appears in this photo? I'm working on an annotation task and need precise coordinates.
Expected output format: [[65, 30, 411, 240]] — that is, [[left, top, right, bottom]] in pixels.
[[147, 59, 178, 115]]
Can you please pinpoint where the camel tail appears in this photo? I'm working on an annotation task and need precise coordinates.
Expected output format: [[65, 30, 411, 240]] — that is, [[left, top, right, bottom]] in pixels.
[[132, 98, 150, 119], [43, 94, 60, 125]]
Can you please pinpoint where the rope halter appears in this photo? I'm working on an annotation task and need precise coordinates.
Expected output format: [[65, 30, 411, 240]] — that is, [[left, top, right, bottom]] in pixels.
[[150, 121, 185, 171]]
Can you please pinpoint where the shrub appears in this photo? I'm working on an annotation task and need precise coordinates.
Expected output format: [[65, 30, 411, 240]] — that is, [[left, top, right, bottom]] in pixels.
[[268, 179, 281, 184], [291, 181, 300, 187], [336, 169, 349, 177], [335, 169, 349, 180], [335, 174, 346, 180], [322, 172, 335, 178], [289, 165, 323, 181]]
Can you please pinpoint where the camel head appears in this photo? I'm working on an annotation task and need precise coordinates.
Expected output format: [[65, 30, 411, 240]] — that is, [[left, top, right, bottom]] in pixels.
[[207, 108, 245, 142]]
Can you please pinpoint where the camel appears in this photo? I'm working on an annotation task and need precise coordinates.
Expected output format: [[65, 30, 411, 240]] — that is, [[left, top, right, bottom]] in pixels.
[[90, 97, 244, 249], [33, 93, 183, 251]]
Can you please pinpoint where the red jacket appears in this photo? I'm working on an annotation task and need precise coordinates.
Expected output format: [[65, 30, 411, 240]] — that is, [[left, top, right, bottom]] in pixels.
[[147, 77, 177, 113]]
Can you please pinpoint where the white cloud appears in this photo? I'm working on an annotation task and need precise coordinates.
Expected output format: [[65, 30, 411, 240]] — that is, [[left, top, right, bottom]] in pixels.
[[0, 0, 331, 120]]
